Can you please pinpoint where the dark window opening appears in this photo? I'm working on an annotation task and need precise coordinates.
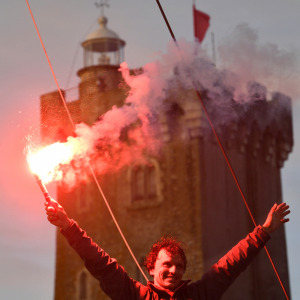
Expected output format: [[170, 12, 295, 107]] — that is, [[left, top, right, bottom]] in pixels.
[[132, 165, 157, 202]]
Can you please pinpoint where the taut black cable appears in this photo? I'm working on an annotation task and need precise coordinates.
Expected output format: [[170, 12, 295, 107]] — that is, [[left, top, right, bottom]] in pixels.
[[155, 1, 290, 299]]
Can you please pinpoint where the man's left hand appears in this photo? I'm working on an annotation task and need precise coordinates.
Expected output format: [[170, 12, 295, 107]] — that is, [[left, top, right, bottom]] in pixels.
[[262, 203, 290, 234]]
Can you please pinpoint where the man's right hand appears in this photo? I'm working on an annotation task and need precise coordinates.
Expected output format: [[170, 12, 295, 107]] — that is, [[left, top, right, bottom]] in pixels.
[[45, 199, 72, 230]]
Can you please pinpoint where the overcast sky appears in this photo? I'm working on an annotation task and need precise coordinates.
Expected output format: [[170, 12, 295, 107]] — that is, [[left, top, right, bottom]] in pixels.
[[0, 1, 299, 299]]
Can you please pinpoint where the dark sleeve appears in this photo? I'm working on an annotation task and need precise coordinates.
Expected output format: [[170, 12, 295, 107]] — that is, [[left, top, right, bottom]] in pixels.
[[200, 225, 270, 299], [61, 221, 146, 300]]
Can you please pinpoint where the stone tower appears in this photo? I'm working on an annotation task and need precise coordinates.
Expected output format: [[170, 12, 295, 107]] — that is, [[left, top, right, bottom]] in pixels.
[[40, 14, 293, 300]]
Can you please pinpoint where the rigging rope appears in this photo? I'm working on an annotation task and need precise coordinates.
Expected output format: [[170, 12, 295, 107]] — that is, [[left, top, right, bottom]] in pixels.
[[155, 1, 290, 299], [25, 0, 149, 282]]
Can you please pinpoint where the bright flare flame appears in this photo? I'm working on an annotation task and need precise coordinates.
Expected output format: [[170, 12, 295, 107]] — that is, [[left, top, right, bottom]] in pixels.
[[26, 142, 75, 183]]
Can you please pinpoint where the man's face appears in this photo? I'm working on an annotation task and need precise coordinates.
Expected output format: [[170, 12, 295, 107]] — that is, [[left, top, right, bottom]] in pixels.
[[150, 248, 185, 291]]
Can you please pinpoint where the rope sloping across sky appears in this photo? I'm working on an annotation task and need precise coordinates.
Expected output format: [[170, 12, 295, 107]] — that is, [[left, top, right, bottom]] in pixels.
[[25, 0, 149, 283], [155, 1, 290, 299]]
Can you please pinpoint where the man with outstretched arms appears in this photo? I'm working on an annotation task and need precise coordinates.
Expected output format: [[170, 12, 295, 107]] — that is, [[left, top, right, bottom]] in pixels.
[[45, 201, 290, 300]]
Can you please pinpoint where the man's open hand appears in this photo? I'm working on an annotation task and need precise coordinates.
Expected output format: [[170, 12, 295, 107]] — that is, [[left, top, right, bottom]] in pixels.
[[262, 203, 290, 234]]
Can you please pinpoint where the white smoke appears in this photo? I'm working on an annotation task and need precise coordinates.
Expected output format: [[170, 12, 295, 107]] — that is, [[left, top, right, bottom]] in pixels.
[[217, 22, 300, 101]]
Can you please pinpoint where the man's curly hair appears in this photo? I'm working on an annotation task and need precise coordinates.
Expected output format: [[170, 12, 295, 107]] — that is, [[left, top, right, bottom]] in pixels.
[[144, 236, 187, 274]]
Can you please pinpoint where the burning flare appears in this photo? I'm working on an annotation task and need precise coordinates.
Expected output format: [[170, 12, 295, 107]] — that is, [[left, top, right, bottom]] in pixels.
[[26, 142, 75, 183]]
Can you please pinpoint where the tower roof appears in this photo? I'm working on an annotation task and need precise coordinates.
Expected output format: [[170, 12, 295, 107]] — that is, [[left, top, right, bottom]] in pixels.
[[82, 16, 125, 52]]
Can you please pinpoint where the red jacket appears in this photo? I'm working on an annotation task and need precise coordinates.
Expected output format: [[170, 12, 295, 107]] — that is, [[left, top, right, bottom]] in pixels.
[[62, 223, 269, 300]]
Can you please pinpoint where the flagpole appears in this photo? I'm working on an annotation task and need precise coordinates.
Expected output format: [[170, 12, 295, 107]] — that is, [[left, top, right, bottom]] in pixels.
[[211, 31, 217, 66], [193, 0, 195, 43]]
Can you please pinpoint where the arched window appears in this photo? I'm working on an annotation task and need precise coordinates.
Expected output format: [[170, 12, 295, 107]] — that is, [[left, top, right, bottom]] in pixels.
[[134, 167, 145, 200], [146, 165, 156, 198], [131, 164, 157, 202]]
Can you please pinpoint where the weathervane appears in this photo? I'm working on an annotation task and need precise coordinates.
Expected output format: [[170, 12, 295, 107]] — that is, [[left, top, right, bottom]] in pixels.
[[95, 0, 110, 16]]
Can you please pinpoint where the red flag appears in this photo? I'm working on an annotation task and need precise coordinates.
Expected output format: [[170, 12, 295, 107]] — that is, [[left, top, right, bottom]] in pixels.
[[193, 5, 210, 43]]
